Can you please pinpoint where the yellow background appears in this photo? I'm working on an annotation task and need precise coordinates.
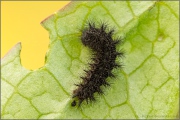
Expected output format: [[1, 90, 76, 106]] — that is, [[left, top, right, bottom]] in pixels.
[[1, 1, 70, 70]]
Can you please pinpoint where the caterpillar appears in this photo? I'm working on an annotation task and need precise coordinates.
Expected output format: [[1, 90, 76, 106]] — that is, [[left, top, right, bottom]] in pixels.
[[71, 22, 124, 107]]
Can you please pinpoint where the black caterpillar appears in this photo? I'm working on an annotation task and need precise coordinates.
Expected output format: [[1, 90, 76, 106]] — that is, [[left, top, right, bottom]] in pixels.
[[71, 22, 124, 107]]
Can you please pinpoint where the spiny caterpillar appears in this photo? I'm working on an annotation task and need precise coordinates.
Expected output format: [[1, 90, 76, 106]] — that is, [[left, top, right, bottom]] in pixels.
[[71, 22, 124, 107]]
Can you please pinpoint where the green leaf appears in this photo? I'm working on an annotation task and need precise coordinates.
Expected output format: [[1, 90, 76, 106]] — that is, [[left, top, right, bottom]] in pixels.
[[1, 1, 179, 119]]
